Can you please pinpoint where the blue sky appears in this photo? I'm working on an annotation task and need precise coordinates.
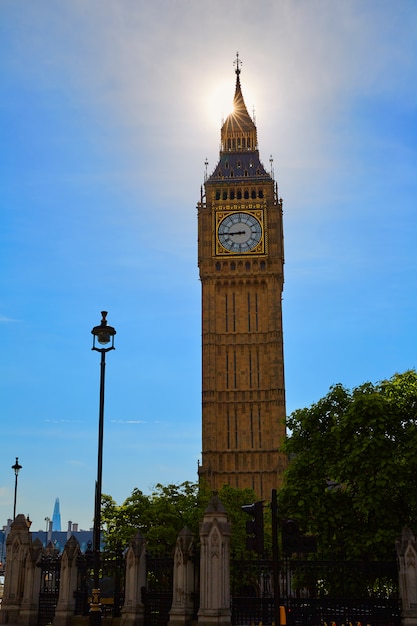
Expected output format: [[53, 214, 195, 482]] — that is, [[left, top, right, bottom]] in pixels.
[[1, 1, 416, 531]]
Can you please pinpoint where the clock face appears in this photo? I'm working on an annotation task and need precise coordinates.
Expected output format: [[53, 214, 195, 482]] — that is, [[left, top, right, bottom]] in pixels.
[[217, 212, 262, 253]]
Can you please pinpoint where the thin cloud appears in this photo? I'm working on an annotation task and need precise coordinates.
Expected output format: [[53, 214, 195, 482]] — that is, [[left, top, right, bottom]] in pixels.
[[0, 315, 18, 322], [110, 419, 145, 424], [44, 419, 83, 424]]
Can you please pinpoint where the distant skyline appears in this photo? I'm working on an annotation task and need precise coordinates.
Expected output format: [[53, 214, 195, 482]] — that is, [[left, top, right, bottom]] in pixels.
[[51, 497, 61, 531], [1, 1, 416, 531]]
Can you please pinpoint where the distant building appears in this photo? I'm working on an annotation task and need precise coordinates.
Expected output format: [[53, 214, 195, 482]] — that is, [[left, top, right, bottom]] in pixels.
[[1, 518, 94, 566], [0, 528, 6, 573], [32, 519, 94, 553], [51, 497, 61, 531]]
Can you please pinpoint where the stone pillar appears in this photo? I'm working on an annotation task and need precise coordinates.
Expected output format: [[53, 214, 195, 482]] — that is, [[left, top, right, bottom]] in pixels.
[[18, 538, 44, 626], [120, 531, 147, 626], [169, 526, 196, 626], [53, 535, 81, 626], [198, 494, 231, 626], [397, 526, 417, 625], [0, 514, 32, 625]]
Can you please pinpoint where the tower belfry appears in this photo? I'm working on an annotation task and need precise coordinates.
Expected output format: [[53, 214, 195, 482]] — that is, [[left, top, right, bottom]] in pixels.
[[197, 57, 287, 500]]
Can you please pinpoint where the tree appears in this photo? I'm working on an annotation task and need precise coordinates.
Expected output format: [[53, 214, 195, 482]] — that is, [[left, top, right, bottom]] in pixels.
[[101, 482, 203, 555], [101, 481, 259, 557], [280, 370, 417, 560]]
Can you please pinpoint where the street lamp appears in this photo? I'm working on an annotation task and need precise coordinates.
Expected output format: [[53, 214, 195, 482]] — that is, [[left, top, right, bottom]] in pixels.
[[11, 457, 22, 520], [90, 311, 116, 626], [45, 517, 50, 547]]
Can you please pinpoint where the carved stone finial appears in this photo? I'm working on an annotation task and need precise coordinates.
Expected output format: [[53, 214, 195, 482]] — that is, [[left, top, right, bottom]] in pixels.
[[234, 51, 242, 75]]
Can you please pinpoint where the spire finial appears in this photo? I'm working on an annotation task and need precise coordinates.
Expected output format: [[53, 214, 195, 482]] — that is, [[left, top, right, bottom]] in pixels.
[[234, 51, 242, 76]]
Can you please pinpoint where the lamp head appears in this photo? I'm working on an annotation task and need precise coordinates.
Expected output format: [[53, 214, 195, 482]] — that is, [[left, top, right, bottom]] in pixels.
[[91, 311, 116, 350], [12, 457, 22, 476]]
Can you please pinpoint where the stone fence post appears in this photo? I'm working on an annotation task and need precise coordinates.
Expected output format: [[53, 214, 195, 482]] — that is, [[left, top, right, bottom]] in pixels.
[[198, 494, 231, 626], [397, 526, 417, 625], [0, 514, 33, 625], [120, 531, 147, 626], [18, 538, 43, 626], [53, 535, 81, 626], [169, 526, 196, 626]]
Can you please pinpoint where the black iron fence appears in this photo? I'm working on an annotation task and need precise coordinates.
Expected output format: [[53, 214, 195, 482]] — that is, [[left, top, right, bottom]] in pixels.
[[285, 597, 401, 626], [37, 550, 61, 626], [74, 544, 93, 616], [143, 555, 173, 626], [231, 558, 401, 626], [35, 544, 401, 626], [73, 546, 125, 618]]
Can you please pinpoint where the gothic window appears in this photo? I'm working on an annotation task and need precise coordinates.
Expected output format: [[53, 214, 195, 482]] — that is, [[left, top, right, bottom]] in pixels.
[[237, 160, 241, 168], [230, 190, 235, 199], [258, 189, 264, 198], [230, 261, 236, 271], [258, 405, 262, 447], [215, 262, 221, 271], [232, 292, 236, 331], [215, 190, 220, 200], [233, 349, 237, 388], [225, 294, 228, 332], [245, 261, 250, 270], [237, 190, 242, 199], [250, 406, 254, 447], [244, 170, 248, 177], [244, 190, 249, 199], [222, 191, 227, 200], [251, 189, 256, 199], [260, 261, 266, 270], [256, 348, 260, 388]]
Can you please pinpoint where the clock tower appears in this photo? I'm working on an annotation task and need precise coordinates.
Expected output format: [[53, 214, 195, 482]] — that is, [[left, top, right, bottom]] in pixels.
[[198, 57, 287, 500]]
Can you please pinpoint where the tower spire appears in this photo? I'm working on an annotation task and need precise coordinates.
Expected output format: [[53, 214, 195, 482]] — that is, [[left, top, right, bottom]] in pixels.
[[219, 54, 258, 153]]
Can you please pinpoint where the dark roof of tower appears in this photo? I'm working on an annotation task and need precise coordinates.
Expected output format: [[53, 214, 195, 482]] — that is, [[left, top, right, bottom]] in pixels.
[[206, 56, 271, 184], [209, 152, 270, 182]]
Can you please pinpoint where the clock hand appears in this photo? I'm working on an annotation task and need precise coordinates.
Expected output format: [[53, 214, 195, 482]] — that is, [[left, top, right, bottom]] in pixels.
[[228, 230, 246, 236]]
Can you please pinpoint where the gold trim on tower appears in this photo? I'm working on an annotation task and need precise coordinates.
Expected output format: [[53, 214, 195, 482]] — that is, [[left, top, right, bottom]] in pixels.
[[214, 206, 266, 256]]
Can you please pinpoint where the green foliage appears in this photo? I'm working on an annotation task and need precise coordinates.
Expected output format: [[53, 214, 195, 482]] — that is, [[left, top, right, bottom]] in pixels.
[[280, 370, 417, 560], [101, 481, 260, 557], [102, 482, 204, 556], [210, 484, 260, 558]]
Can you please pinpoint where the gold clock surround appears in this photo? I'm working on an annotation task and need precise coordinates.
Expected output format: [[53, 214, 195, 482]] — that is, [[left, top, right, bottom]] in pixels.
[[214, 206, 266, 256]]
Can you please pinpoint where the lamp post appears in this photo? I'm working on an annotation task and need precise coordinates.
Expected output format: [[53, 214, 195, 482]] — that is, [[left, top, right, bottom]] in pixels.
[[11, 457, 22, 520], [90, 311, 116, 626], [45, 517, 50, 547]]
